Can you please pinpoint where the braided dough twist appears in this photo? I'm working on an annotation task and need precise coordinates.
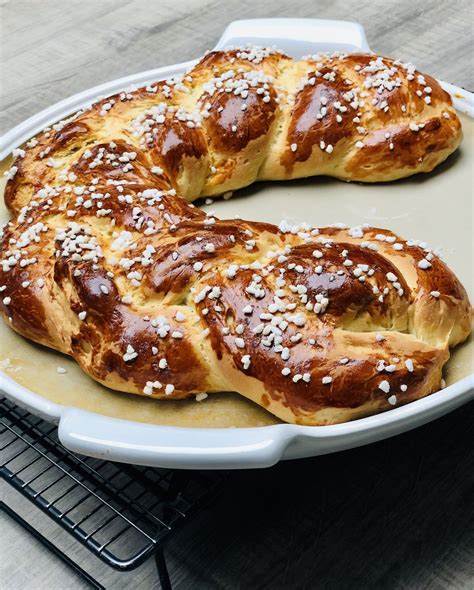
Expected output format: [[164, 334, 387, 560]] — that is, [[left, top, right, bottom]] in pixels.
[[1, 47, 470, 425]]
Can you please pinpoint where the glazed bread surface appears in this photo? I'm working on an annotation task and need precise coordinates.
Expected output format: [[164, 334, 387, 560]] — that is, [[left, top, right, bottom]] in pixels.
[[5, 46, 463, 212], [0, 46, 470, 425]]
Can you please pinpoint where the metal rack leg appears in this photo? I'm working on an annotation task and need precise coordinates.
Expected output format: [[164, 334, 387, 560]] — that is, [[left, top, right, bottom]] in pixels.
[[154, 547, 172, 590], [0, 500, 105, 590]]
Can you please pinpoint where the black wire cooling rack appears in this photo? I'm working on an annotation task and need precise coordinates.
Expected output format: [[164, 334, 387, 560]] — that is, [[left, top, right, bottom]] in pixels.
[[0, 396, 227, 589]]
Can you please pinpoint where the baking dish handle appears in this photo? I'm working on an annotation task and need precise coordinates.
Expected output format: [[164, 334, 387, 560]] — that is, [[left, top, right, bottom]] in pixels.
[[213, 18, 371, 55], [58, 408, 292, 470]]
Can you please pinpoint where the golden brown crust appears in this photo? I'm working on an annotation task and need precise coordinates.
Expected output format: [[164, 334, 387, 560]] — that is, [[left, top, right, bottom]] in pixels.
[[0, 47, 470, 425]]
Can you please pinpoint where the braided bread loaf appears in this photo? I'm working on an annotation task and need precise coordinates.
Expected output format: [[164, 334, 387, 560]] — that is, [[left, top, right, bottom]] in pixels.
[[1, 47, 470, 425]]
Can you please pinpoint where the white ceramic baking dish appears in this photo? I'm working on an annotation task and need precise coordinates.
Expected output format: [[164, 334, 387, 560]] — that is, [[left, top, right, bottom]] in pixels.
[[1, 19, 473, 469]]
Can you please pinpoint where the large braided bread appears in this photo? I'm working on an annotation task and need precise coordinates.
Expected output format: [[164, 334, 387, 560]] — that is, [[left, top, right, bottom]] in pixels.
[[1, 47, 470, 425]]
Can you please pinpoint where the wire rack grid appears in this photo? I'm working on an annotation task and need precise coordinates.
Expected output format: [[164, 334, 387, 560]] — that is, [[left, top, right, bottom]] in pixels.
[[0, 396, 226, 588]]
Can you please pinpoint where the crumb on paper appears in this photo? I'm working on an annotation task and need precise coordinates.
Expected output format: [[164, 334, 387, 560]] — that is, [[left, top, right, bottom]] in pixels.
[[195, 392, 208, 402], [0, 358, 11, 370], [57, 366, 67, 374]]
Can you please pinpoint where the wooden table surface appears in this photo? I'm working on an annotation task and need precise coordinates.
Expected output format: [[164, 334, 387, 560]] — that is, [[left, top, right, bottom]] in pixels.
[[1, 1, 473, 588]]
